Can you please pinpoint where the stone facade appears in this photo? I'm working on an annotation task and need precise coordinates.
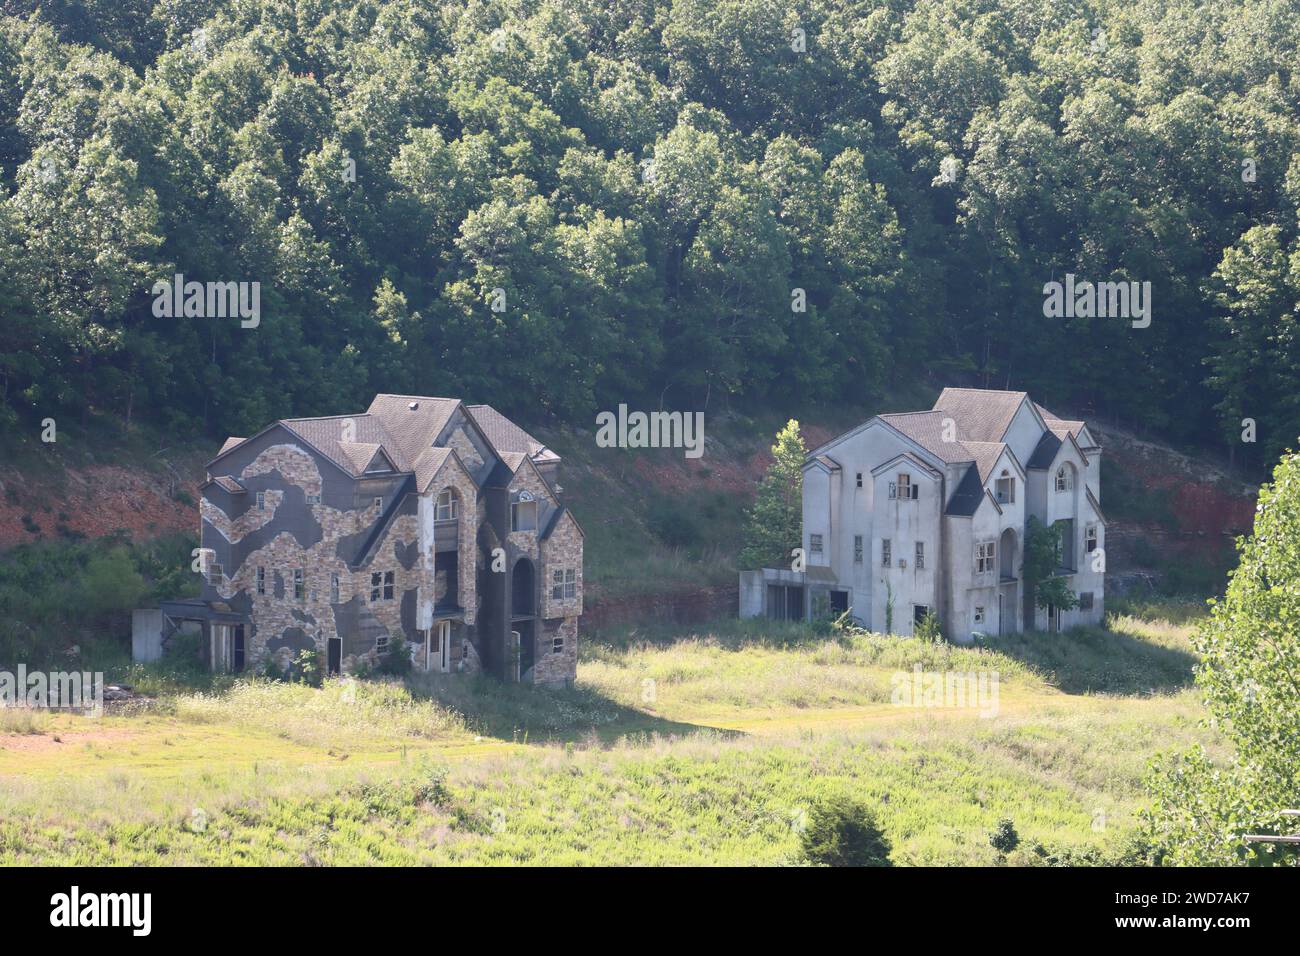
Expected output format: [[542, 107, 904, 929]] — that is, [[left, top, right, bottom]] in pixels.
[[190, 397, 583, 685]]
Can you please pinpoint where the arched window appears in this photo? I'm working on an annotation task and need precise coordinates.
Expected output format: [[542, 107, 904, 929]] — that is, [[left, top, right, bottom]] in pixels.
[[995, 469, 1015, 504], [1055, 466, 1073, 492], [436, 487, 460, 521]]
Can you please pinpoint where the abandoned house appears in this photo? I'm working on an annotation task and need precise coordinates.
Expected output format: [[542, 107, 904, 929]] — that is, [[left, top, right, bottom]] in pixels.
[[740, 388, 1105, 641], [145, 395, 583, 687]]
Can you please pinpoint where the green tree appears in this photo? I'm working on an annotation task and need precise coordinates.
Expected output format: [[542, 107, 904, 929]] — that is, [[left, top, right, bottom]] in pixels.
[[1146, 448, 1300, 865], [1023, 516, 1079, 615], [739, 419, 806, 570], [799, 796, 892, 867]]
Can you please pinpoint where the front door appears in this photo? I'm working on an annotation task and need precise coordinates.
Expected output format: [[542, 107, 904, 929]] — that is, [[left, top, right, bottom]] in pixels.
[[427, 621, 451, 673], [327, 637, 342, 675]]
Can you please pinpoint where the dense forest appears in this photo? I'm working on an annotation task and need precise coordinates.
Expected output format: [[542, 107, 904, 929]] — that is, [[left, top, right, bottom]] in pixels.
[[0, 0, 1297, 470]]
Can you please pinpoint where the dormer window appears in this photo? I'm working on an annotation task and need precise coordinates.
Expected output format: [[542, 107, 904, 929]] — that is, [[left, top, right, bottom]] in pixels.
[[1055, 467, 1072, 492], [995, 471, 1015, 504]]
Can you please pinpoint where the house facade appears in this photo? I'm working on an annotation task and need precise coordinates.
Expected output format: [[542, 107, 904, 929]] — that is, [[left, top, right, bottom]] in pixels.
[[161, 395, 583, 687], [740, 389, 1105, 642]]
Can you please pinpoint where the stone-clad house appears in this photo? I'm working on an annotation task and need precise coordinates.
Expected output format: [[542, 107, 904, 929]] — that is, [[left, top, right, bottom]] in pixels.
[[161, 395, 583, 687], [740, 388, 1105, 642]]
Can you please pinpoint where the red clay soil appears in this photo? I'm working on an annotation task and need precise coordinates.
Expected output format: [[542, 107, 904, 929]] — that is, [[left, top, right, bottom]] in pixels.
[[0, 466, 199, 548]]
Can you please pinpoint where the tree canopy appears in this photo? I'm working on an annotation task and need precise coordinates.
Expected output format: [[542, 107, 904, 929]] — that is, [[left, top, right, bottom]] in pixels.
[[1147, 445, 1300, 864], [0, 0, 1295, 467]]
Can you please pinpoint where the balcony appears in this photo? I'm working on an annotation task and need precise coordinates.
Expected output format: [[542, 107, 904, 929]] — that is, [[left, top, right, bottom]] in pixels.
[[433, 518, 460, 553]]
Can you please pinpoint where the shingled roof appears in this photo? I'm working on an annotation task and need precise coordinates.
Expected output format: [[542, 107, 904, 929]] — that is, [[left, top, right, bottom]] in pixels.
[[279, 414, 402, 475], [365, 394, 460, 466], [467, 404, 556, 462], [877, 411, 975, 464], [210, 395, 558, 490], [933, 388, 1029, 442]]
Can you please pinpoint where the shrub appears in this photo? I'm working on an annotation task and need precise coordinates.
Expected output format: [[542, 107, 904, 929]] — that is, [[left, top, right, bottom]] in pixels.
[[988, 818, 1020, 855], [914, 610, 943, 643], [290, 649, 322, 687], [378, 637, 412, 676], [799, 797, 892, 867]]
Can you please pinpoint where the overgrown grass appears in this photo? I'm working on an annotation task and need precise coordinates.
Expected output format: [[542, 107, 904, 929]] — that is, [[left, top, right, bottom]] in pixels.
[[0, 606, 1221, 865]]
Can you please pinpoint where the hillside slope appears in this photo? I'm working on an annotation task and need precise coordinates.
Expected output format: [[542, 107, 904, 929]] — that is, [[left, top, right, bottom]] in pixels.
[[0, 409, 1257, 617]]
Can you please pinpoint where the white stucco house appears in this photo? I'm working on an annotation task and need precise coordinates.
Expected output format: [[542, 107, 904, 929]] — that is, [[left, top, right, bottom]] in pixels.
[[739, 388, 1106, 642]]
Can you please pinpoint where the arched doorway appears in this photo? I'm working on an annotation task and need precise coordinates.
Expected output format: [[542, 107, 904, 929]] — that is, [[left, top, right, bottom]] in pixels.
[[998, 528, 1018, 635], [511, 558, 536, 681], [999, 528, 1017, 580]]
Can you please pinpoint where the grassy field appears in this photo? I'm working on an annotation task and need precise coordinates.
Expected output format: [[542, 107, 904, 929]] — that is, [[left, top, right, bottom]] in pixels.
[[0, 604, 1222, 865]]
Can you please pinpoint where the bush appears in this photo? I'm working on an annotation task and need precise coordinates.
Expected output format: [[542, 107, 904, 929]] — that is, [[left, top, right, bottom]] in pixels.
[[378, 637, 412, 676], [988, 818, 1020, 855], [799, 797, 892, 867], [914, 610, 943, 643], [289, 649, 322, 687]]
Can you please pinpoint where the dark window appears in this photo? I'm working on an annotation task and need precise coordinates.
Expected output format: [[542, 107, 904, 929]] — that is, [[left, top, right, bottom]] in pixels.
[[855, 472, 863, 488], [371, 571, 386, 602], [810, 533, 823, 555], [293, 568, 304, 601], [256, 566, 265, 595], [853, 535, 863, 563], [552, 636, 564, 654], [766, 584, 805, 621], [256, 492, 266, 511], [512, 500, 537, 532], [830, 590, 849, 614], [882, 539, 892, 567]]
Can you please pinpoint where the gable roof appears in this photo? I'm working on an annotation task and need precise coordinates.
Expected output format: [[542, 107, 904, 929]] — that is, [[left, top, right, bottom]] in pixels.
[[806, 453, 841, 473], [1086, 486, 1108, 523], [208, 396, 551, 491], [964, 441, 1013, 483], [540, 504, 585, 540], [933, 388, 1029, 442], [877, 411, 974, 464], [365, 394, 461, 467], [944, 464, 984, 516], [869, 451, 941, 479], [466, 404, 558, 463], [1025, 431, 1061, 470], [336, 441, 386, 474]]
